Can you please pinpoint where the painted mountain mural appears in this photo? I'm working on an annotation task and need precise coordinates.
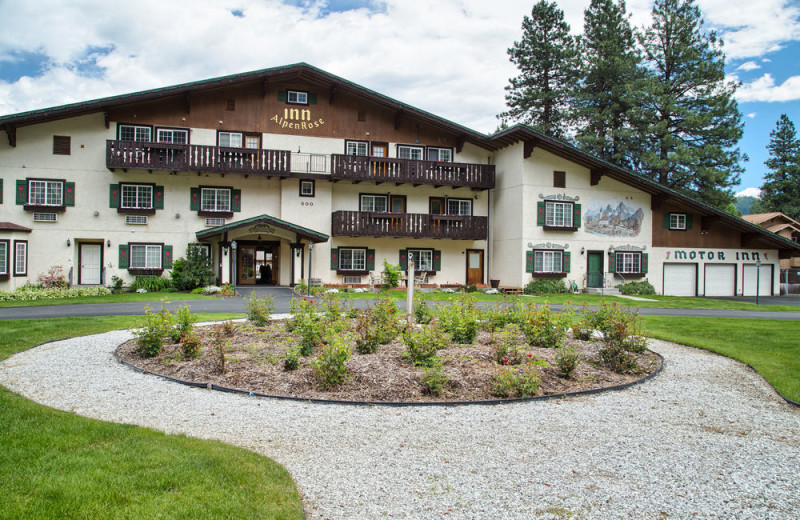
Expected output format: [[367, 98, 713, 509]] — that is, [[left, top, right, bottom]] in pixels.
[[584, 200, 645, 237]]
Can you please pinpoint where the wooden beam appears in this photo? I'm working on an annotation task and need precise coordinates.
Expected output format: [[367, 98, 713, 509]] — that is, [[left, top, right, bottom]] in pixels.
[[650, 197, 663, 211], [455, 135, 467, 154], [590, 169, 604, 186], [523, 139, 539, 159], [4, 125, 16, 148], [103, 111, 110, 129], [394, 110, 404, 130], [329, 84, 337, 105], [262, 77, 269, 99]]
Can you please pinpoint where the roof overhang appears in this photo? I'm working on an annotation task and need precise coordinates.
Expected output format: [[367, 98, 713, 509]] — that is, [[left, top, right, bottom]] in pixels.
[[0, 222, 33, 232], [196, 214, 328, 243]]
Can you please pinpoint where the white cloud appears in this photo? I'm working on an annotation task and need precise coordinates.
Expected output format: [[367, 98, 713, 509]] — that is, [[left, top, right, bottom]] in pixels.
[[737, 73, 800, 102], [736, 187, 762, 197], [736, 61, 761, 71], [747, 112, 757, 118]]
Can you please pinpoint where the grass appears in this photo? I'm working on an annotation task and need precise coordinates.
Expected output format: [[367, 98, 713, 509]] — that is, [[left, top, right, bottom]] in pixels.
[[641, 316, 800, 402], [0, 291, 217, 308], [0, 313, 303, 520]]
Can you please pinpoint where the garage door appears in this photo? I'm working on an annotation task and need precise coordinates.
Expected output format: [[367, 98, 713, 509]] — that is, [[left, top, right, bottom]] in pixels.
[[742, 264, 773, 296], [704, 264, 736, 297], [663, 263, 697, 296]]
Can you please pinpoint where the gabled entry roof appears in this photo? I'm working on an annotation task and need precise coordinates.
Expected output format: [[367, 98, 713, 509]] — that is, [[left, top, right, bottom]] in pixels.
[[196, 214, 329, 243]]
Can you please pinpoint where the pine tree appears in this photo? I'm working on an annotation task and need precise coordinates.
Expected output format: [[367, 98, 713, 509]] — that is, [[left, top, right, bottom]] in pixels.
[[633, 0, 745, 209], [574, 0, 641, 168], [758, 114, 800, 220], [499, 0, 579, 139]]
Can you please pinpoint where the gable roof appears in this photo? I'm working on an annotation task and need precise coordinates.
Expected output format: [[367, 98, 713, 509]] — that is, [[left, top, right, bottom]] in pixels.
[[196, 214, 329, 243]]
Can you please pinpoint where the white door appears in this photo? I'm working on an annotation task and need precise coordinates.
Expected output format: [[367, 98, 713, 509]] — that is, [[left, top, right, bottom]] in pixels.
[[742, 264, 773, 296], [704, 264, 736, 297], [80, 244, 102, 285], [663, 263, 697, 296]]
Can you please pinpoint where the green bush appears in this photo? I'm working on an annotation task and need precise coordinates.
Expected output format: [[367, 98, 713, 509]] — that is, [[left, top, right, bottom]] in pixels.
[[130, 276, 172, 293], [311, 334, 352, 388], [555, 345, 579, 377], [283, 347, 300, 371], [518, 303, 572, 348], [402, 322, 451, 367], [0, 286, 111, 302], [491, 360, 545, 398], [110, 275, 124, 293], [173, 304, 196, 339], [582, 301, 647, 373], [524, 278, 568, 295], [619, 280, 656, 295], [435, 293, 480, 344], [412, 293, 434, 325], [382, 260, 402, 289], [180, 332, 202, 359], [36, 265, 70, 289], [354, 310, 381, 354], [369, 298, 404, 344], [493, 324, 528, 365], [420, 357, 449, 396], [481, 304, 511, 332], [131, 305, 174, 357], [246, 293, 275, 326], [289, 298, 325, 356], [169, 245, 215, 291]]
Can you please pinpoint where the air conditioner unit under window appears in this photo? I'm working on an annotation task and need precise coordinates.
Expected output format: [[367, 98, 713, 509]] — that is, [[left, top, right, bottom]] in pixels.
[[343, 276, 362, 285], [33, 213, 57, 222], [205, 218, 226, 227], [126, 215, 148, 225]]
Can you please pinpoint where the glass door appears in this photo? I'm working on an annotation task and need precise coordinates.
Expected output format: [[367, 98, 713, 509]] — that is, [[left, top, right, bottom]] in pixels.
[[238, 246, 256, 285]]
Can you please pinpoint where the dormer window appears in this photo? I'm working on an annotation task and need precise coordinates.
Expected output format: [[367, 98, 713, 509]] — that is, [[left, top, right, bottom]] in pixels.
[[287, 90, 308, 104]]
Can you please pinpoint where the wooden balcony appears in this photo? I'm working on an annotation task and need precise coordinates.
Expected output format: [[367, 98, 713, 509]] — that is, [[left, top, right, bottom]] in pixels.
[[332, 211, 488, 240], [330, 155, 495, 189], [106, 140, 292, 176]]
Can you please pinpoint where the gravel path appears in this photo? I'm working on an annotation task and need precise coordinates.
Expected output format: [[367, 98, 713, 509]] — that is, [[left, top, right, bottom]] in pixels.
[[2, 329, 799, 519]]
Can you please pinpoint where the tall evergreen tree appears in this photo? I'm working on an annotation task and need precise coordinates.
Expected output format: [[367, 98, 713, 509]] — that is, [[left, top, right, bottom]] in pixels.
[[757, 114, 800, 220], [499, 0, 579, 139], [574, 0, 641, 168], [633, 0, 745, 209]]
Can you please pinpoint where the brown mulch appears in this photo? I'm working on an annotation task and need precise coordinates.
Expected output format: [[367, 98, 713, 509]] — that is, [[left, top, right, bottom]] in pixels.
[[117, 320, 661, 403]]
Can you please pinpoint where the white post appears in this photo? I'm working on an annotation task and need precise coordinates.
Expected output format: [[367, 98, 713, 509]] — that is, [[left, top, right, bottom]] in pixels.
[[407, 253, 415, 321]]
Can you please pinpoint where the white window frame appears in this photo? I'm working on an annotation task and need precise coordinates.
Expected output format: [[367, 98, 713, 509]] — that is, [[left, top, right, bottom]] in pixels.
[[669, 213, 687, 230], [427, 147, 453, 162], [408, 249, 434, 271], [287, 90, 308, 104], [398, 145, 424, 160], [14, 241, 27, 276], [218, 132, 243, 148], [130, 244, 162, 270], [201, 187, 232, 213], [447, 198, 472, 216], [345, 141, 368, 156], [156, 128, 188, 144], [28, 180, 63, 206], [534, 250, 563, 273], [0, 241, 8, 276], [339, 248, 366, 271], [119, 124, 152, 142], [360, 194, 388, 212], [120, 184, 153, 209], [617, 252, 642, 274], [545, 201, 573, 228]]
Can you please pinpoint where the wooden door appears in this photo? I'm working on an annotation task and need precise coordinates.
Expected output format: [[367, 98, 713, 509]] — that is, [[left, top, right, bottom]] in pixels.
[[238, 246, 256, 285], [587, 252, 604, 288], [80, 244, 102, 285], [371, 143, 387, 157], [466, 249, 483, 285], [390, 195, 406, 213]]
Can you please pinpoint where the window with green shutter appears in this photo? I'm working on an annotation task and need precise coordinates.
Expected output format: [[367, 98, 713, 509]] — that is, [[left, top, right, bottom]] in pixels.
[[433, 250, 441, 272], [153, 185, 164, 210], [16, 180, 26, 205], [330, 248, 339, 270], [608, 251, 616, 273], [562, 251, 571, 272], [109, 184, 120, 208], [526, 250, 534, 273], [190, 187, 200, 211], [232, 189, 241, 212], [64, 182, 75, 206], [119, 244, 129, 269], [163, 245, 173, 269], [399, 249, 408, 271]]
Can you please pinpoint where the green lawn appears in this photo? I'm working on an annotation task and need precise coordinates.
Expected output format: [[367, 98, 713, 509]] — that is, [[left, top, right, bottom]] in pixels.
[[641, 316, 800, 402], [0, 313, 304, 520], [0, 291, 218, 308]]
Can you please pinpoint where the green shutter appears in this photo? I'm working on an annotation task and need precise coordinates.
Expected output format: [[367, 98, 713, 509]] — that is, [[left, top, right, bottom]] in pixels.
[[154, 186, 164, 210], [163, 245, 173, 269], [366, 249, 375, 271], [308, 93, 318, 105], [525, 250, 534, 273], [562, 251, 571, 273], [278, 90, 287, 102], [399, 249, 408, 271], [573, 204, 581, 228], [232, 189, 241, 212], [190, 187, 200, 211], [686, 215, 693, 230], [16, 179, 27, 205], [64, 182, 75, 206], [119, 244, 129, 269], [109, 184, 120, 208], [330, 248, 339, 270], [537, 201, 545, 226], [608, 251, 616, 273], [433, 250, 441, 271], [642, 253, 649, 274], [663, 213, 671, 229]]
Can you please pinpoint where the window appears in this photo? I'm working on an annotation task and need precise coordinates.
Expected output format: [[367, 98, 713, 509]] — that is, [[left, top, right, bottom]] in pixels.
[[119, 124, 152, 142], [130, 244, 163, 269], [300, 180, 315, 197], [545, 201, 573, 228], [430, 197, 445, 215], [0, 241, 8, 277], [245, 135, 260, 149], [553, 171, 566, 188], [157, 128, 188, 144], [14, 241, 27, 276], [218, 132, 243, 148], [360, 194, 388, 212], [339, 248, 366, 271], [287, 90, 308, 104], [447, 198, 472, 216], [669, 213, 687, 230], [617, 252, 641, 274], [121, 184, 153, 209], [427, 147, 452, 162], [201, 188, 231, 212], [53, 135, 71, 155], [398, 145, 424, 160], [28, 180, 62, 206], [534, 250, 563, 273], [408, 249, 433, 271], [345, 140, 368, 156]]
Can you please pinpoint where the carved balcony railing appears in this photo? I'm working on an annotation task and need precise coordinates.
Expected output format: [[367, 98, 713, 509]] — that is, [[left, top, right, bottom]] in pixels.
[[106, 140, 292, 176], [330, 155, 495, 189], [332, 211, 488, 240]]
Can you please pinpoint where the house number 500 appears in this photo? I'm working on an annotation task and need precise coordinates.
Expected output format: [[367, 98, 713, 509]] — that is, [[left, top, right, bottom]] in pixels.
[[301, 201, 314, 207]]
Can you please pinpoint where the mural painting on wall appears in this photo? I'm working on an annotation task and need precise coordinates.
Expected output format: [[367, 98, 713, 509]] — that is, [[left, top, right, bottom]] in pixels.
[[584, 199, 645, 237]]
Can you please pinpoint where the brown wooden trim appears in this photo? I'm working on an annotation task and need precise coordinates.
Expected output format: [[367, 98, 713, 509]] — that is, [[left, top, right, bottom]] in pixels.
[[117, 207, 156, 215], [332, 154, 495, 190], [543, 225, 578, 232], [0, 239, 10, 278], [299, 179, 315, 197], [24, 204, 66, 212], [531, 272, 567, 279], [128, 268, 165, 276], [553, 170, 566, 188], [53, 135, 71, 155], [198, 210, 234, 218], [333, 211, 487, 240], [12, 240, 28, 277]]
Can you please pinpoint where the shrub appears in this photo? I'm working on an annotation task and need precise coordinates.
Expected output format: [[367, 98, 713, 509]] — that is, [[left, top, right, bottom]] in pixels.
[[412, 293, 434, 325], [319, 294, 345, 323], [283, 347, 300, 371], [420, 357, 449, 396], [518, 303, 572, 348], [491, 360, 545, 398], [0, 286, 111, 302], [180, 332, 202, 359], [289, 298, 324, 356], [619, 280, 656, 295], [130, 275, 172, 293], [354, 310, 381, 354], [599, 342, 637, 373], [481, 304, 511, 332], [131, 305, 174, 357], [493, 324, 527, 365], [555, 345, 579, 377], [110, 275, 125, 293], [582, 301, 647, 373], [246, 293, 275, 326], [402, 322, 450, 367], [210, 323, 231, 374], [524, 278, 568, 295], [173, 304, 196, 338], [382, 260, 402, 288], [36, 265, 70, 289], [220, 284, 235, 297], [435, 293, 480, 344], [219, 320, 237, 336], [169, 245, 215, 291], [311, 334, 352, 388], [369, 298, 404, 344]]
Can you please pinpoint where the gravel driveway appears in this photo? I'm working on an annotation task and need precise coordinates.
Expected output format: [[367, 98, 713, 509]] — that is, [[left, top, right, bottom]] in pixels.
[[1, 330, 798, 519]]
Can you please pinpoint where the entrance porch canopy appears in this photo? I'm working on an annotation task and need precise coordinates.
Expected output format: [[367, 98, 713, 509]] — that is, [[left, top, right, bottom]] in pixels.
[[196, 214, 329, 243]]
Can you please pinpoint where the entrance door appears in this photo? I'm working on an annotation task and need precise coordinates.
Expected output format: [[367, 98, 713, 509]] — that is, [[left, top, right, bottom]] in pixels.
[[238, 246, 256, 285], [256, 247, 279, 285], [80, 244, 102, 285], [467, 249, 484, 285], [390, 195, 406, 214], [587, 252, 604, 288]]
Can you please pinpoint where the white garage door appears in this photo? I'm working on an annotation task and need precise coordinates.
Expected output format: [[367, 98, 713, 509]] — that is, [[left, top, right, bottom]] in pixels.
[[664, 263, 697, 296], [742, 264, 773, 296], [704, 264, 736, 297]]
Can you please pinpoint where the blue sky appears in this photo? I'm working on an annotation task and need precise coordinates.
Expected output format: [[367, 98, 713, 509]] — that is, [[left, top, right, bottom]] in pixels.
[[1, 0, 798, 195]]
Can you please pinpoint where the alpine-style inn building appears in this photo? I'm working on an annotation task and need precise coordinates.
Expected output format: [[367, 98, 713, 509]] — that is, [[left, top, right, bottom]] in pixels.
[[1, 63, 798, 296]]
